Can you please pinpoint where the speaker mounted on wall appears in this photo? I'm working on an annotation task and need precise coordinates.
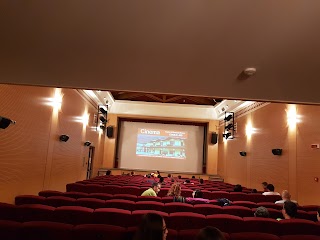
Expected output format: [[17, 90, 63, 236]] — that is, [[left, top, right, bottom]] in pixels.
[[239, 151, 247, 157], [106, 126, 114, 138], [272, 148, 282, 155], [211, 132, 218, 145], [59, 135, 69, 142]]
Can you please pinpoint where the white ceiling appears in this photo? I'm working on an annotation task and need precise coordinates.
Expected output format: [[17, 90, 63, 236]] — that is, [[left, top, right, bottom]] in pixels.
[[1, 1, 320, 104]]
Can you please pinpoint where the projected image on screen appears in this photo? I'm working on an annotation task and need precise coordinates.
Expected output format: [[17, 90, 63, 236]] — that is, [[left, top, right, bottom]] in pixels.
[[136, 128, 187, 159]]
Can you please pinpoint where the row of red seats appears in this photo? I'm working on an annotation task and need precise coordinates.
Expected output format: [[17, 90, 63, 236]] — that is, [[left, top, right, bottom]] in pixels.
[[1, 203, 320, 234], [13, 196, 318, 221], [37, 191, 320, 211], [1, 219, 320, 240], [66, 183, 281, 202]]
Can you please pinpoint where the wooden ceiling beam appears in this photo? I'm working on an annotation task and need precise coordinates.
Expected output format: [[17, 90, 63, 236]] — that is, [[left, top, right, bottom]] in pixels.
[[116, 92, 145, 100], [164, 95, 184, 103], [145, 94, 163, 102], [186, 96, 214, 105]]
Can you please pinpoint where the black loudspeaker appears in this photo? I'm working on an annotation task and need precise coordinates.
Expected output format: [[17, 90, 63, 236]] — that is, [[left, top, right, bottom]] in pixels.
[[107, 126, 114, 138], [211, 132, 218, 144], [84, 141, 91, 146], [239, 151, 247, 157], [272, 148, 282, 156], [59, 135, 69, 142]]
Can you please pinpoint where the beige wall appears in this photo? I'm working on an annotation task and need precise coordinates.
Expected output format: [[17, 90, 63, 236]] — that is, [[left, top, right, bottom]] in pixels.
[[218, 103, 320, 205], [0, 84, 104, 203], [102, 114, 219, 175]]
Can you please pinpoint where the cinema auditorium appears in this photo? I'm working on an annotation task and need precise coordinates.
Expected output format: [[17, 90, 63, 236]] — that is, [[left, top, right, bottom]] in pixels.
[[1, 1, 320, 240]]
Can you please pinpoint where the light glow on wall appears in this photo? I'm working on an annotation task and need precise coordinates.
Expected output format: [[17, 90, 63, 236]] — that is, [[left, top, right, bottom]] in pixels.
[[246, 120, 254, 139], [287, 105, 300, 129]]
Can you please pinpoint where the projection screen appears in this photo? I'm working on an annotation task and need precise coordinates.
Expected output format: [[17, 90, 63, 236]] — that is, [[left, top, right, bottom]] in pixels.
[[117, 120, 205, 173]]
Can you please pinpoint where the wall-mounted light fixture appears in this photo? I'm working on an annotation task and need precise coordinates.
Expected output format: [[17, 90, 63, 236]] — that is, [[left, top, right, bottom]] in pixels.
[[239, 151, 247, 157], [84, 141, 92, 146], [59, 135, 69, 142], [96, 105, 108, 132]]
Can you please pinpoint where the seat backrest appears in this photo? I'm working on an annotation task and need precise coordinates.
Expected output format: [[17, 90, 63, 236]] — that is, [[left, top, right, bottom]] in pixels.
[[73, 224, 127, 240], [135, 201, 164, 212], [87, 193, 113, 201], [230, 232, 280, 240], [76, 198, 106, 209], [193, 204, 223, 215], [168, 212, 206, 230], [105, 199, 136, 211], [53, 206, 94, 224], [18, 204, 55, 222], [45, 196, 76, 207], [279, 219, 319, 235], [233, 201, 257, 209], [243, 217, 280, 235], [0, 220, 22, 240], [206, 214, 244, 233], [223, 206, 253, 217], [164, 202, 194, 213], [113, 194, 138, 201], [92, 208, 132, 227], [15, 195, 45, 205], [39, 190, 63, 198]]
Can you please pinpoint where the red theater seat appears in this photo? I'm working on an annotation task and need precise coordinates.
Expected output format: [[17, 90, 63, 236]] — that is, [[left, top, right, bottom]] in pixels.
[[243, 217, 280, 235], [73, 224, 127, 240], [83, 184, 105, 193], [135, 201, 164, 211], [39, 190, 64, 198], [53, 206, 93, 224], [280, 235, 320, 240], [168, 212, 206, 230], [76, 198, 106, 209], [233, 201, 257, 208], [0, 220, 22, 240], [178, 229, 230, 240], [228, 193, 251, 201], [206, 214, 244, 233], [66, 183, 86, 192], [45, 196, 76, 207], [161, 196, 174, 203], [120, 186, 141, 195], [127, 227, 178, 240], [230, 232, 280, 240], [265, 195, 282, 203], [0, 203, 18, 221], [223, 206, 253, 217], [87, 193, 113, 200], [193, 204, 223, 215], [131, 210, 169, 227], [279, 219, 319, 235], [113, 194, 138, 201], [157, 188, 170, 197], [15, 195, 45, 205], [137, 196, 162, 202], [210, 191, 230, 199], [301, 205, 320, 212], [93, 208, 132, 227], [105, 199, 136, 211], [21, 221, 73, 240], [62, 192, 89, 199], [18, 204, 55, 222], [248, 193, 267, 203], [257, 202, 282, 210], [164, 202, 194, 213]]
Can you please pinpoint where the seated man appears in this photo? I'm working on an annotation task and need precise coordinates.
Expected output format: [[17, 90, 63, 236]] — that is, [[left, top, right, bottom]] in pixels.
[[275, 190, 297, 205], [281, 200, 298, 219], [141, 182, 161, 197], [262, 184, 280, 195], [254, 206, 270, 218], [233, 184, 243, 192]]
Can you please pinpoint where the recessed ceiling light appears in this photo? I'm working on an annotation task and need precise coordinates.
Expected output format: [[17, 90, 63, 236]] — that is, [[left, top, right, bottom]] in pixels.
[[243, 67, 256, 76]]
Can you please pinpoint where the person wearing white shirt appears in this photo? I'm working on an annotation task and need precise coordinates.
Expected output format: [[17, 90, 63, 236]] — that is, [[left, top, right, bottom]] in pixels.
[[262, 184, 280, 196], [275, 190, 298, 205]]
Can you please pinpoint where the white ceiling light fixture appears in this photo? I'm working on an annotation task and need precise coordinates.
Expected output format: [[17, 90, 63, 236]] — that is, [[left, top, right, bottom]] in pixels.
[[243, 67, 257, 76]]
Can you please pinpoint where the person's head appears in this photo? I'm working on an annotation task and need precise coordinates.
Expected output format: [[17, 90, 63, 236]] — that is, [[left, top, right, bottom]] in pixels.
[[184, 179, 190, 184], [193, 189, 203, 198], [167, 174, 171, 178], [159, 177, 164, 183], [196, 226, 226, 240], [178, 175, 181, 179], [199, 178, 204, 184], [317, 208, 320, 221], [134, 213, 168, 240], [254, 207, 270, 218], [282, 200, 298, 219], [281, 190, 291, 201], [131, 171, 134, 176], [157, 171, 160, 174], [167, 182, 181, 197], [251, 189, 258, 193], [262, 182, 268, 190], [266, 184, 275, 192], [106, 170, 111, 175], [152, 182, 161, 194], [233, 184, 243, 192], [192, 176, 195, 179]]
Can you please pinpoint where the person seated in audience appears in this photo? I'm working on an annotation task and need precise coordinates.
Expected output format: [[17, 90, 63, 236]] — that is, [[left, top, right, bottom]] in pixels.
[[154, 170, 161, 178], [233, 184, 243, 192], [254, 206, 270, 218], [178, 175, 182, 179], [281, 200, 298, 220], [199, 178, 204, 184], [159, 177, 166, 185], [317, 208, 320, 222], [275, 190, 298, 205], [262, 184, 280, 195], [196, 226, 226, 240], [192, 176, 196, 179], [251, 189, 258, 193], [141, 182, 161, 197], [186, 189, 210, 204], [167, 182, 185, 202], [262, 182, 268, 192], [130, 171, 135, 176], [184, 179, 194, 184], [134, 213, 168, 240], [105, 170, 111, 175]]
